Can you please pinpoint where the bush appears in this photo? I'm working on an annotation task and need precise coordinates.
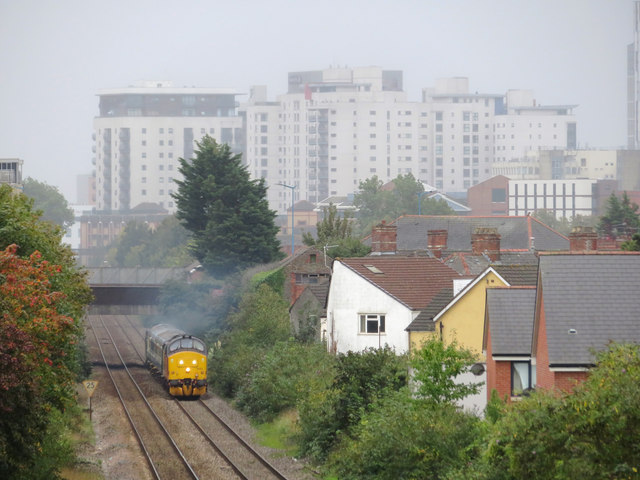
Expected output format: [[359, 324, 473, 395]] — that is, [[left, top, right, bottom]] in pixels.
[[327, 390, 484, 479], [480, 343, 640, 480], [236, 341, 332, 422], [296, 347, 408, 462]]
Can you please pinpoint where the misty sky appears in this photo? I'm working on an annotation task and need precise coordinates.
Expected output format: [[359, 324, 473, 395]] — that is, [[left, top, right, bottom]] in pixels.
[[0, 0, 633, 204]]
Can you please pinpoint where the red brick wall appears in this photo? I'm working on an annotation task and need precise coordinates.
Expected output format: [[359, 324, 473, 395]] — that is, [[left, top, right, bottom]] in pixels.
[[534, 298, 554, 389], [486, 322, 514, 401], [554, 371, 588, 392]]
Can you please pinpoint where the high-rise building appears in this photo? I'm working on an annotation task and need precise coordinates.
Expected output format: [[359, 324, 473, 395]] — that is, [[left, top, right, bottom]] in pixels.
[[628, 1, 640, 149], [93, 81, 243, 213], [243, 67, 576, 214]]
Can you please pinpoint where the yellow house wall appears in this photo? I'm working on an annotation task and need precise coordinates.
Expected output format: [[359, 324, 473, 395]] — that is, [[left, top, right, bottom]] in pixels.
[[408, 330, 438, 353], [435, 271, 507, 360]]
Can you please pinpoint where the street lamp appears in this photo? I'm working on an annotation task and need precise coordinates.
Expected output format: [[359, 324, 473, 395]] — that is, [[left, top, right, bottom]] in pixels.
[[418, 191, 429, 215], [277, 182, 296, 256]]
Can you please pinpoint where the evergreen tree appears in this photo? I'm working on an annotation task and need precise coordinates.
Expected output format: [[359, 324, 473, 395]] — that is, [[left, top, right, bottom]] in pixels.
[[172, 136, 283, 276], [597, 192, 640, 237]]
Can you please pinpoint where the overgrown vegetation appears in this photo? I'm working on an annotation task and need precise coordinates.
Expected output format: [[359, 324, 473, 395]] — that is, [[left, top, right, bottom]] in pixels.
[[0, 185, 93, 479]]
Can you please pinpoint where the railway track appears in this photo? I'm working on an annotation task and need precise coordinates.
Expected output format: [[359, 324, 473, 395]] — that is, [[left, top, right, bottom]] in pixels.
[[93, 315, 290, 480], [87, 315, 199, 479]]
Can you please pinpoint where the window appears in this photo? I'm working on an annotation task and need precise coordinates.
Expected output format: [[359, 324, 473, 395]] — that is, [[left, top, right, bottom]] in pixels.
[[359, 314, 385, 334], [492, 188, 506, 202], [511, 361, 535, 396]]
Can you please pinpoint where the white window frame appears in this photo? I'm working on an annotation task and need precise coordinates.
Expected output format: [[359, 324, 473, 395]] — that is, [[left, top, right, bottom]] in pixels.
[[359, 313, 386, 334]]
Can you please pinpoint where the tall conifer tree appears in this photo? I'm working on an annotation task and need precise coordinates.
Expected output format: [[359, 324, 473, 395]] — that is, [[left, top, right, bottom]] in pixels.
[[172, 136, 283, 276]]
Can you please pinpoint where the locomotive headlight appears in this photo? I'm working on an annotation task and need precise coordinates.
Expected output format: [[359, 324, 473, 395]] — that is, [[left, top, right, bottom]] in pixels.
[[186, 367, 191, 372], [192, 360, 197, 365], [179, 360, 184, 365]]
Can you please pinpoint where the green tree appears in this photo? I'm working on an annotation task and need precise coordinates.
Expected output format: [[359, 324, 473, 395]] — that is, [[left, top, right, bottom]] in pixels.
[[22, 177, 74, 229], [172, 136, 283, 277], [478, 343, 640, 480], [208, 283, 290, 397], [297, 347, 408, 461], [107, 216, 193, 267], [622, 232, 640, 251], [327, 390, 483, 480], [353, 174, 454, 235], [597, 192, 640, 238], [410, 338, 483, 405], [302, 203, 370, 257]]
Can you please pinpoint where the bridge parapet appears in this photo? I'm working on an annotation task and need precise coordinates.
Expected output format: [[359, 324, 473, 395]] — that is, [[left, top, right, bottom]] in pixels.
[[88, 267, 187, 286]]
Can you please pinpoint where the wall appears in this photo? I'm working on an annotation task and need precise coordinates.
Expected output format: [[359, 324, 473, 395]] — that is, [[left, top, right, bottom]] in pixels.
[[437, 270, 506, 359], [327, 261, 413, 354]]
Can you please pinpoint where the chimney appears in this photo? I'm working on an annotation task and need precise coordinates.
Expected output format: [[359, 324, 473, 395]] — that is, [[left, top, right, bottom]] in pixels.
[[427, 229, 448, 258], [569, 226, 598, 252], [371, 221, 397, 254], [471, 227, 501, 261]]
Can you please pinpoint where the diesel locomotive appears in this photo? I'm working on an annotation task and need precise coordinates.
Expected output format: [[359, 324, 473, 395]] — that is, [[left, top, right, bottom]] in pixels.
[[145, 324, 207, 397]]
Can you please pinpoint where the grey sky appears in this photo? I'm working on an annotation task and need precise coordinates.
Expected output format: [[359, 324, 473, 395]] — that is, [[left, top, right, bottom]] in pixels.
[[0, 0, 633, 203]]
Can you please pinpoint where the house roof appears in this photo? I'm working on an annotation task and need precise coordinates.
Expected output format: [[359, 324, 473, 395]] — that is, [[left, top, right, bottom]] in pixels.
[[537, 253, 640, 367], [491, 264, 539, 286], [406, 287, 453, 331], [485, 287, 537, 356], [339, 256, 461, 311], [442, 251, 539, 276], [392, 215, 569, 252]]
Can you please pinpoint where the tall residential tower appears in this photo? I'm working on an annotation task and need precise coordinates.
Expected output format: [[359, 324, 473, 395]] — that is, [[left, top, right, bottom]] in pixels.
[[93, 81, 243, 213]]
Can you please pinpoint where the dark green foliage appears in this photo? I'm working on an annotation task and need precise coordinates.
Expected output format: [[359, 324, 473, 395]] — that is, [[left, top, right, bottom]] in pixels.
[[0, 185, 93, 478], [208, 284, 290, 397], [472, 343, 640, 480], [236, 341, 333, 422], [353, 174, 454, 235], [622, 232, 640, 251], [172, 136, 283, 277], [251, 267, 286, 296], [410, 338, 483, 405], [597, 192, 640, 238], [22, 177, 74, 229], [327, 390, 484, 480], [297, 347, 408, 461]]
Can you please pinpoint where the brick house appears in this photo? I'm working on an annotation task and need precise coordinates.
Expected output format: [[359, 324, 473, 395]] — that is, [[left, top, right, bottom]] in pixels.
[[484, 252, 640, 401]]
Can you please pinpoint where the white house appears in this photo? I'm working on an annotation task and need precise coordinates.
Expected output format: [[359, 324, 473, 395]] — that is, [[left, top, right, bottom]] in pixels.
[[326, 256, 461, 354]]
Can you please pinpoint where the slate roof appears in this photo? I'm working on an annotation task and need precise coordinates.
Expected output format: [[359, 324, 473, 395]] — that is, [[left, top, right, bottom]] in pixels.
[[392, 215, 569, 252], [339, 256, 461, 311], [538, 253, 640, 367], [406, 287, 453, 331], [486, 287, 537, 356], [492, 264, 539, 286], [443, 251, 539, 276]]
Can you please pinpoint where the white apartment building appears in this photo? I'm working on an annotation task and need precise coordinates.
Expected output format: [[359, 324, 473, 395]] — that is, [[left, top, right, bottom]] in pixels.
[[493, 149, 619, 181], [93, 81, 243, 213], [493, 90, 576, 164], [243, 68, 578, 215]]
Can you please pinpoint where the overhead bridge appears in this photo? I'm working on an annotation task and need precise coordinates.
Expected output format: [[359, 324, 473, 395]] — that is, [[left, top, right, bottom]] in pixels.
[[88, 267, 187, 314]]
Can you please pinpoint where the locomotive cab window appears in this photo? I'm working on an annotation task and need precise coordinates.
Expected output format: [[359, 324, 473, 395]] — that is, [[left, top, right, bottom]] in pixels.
[[181, 338, 193, 349], [193, 340, 205, 352], [169, 341, 180, 352]]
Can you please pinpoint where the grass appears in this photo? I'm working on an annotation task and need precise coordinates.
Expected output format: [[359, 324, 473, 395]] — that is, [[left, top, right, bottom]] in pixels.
[[255, 409, 300, 457]]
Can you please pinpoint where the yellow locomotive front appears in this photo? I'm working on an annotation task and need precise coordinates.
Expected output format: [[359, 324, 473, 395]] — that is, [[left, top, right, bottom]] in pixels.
[[164, 335, 208, 397]]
